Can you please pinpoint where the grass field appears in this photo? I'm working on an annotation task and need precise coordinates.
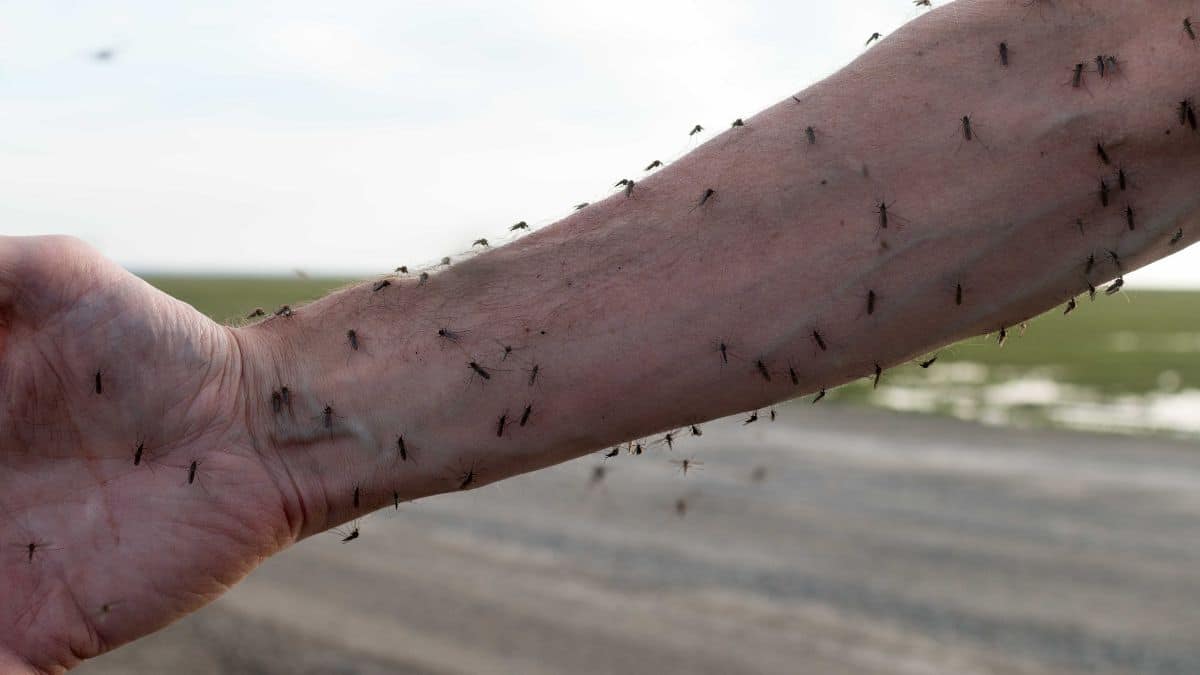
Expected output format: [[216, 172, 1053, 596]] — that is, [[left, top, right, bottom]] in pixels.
[[143, 275, 1200, 439]]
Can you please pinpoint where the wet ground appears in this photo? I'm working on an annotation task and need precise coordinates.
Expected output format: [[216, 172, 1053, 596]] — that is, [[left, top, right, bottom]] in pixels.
[[79, 405, 1200, 675]]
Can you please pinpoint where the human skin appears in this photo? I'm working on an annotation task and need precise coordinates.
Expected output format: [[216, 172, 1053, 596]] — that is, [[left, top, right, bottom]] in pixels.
[[2, 0, 1200, 671]]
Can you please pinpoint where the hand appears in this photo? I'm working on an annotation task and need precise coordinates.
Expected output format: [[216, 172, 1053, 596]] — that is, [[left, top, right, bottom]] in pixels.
[[0, 235, 287, 673]]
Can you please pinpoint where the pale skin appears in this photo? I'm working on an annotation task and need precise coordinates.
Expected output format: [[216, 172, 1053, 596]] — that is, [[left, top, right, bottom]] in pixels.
[[3, 0, 1200, 671]]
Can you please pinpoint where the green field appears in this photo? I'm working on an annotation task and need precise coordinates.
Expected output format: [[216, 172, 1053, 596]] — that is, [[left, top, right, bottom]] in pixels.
[[143, 275, 1200, 439]]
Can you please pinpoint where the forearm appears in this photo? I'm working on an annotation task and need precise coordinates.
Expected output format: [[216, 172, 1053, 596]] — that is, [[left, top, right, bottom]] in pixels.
[[235, 0, 1200, 538]]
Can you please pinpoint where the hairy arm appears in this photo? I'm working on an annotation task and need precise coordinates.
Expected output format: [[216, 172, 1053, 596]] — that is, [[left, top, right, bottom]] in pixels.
[[240, 0, 1198, 536], [3, 0, 1199, 670]]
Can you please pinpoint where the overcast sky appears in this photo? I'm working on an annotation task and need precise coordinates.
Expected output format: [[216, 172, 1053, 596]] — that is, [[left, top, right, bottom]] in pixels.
[[3, 0, 1198, 287]]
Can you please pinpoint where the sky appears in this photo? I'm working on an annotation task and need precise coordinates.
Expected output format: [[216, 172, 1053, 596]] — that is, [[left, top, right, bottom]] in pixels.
[[2, 0, 1198, 287]]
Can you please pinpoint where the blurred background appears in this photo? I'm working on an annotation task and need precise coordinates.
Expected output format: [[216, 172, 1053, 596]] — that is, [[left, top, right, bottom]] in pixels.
[[9, 0, 1196, 673]]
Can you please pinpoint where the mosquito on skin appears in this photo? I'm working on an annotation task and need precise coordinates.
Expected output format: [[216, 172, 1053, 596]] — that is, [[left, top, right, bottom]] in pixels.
[[332, 522, 360, 543], [13, 539, 60, 564]]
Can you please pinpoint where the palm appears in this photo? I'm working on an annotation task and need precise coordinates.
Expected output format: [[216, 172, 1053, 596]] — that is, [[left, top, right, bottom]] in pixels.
[[0, 236, 285, 671]]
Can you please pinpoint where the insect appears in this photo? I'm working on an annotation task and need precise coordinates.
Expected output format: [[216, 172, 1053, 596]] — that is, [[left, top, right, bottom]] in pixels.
[[716, 340, 731, 364], [396, 435, 409, 461], [914, 0, 931, 7], [624, 181, 635, 198], [1104, 56, 1119, 76], [496, 412, 508, 437], [960, 115, 975, 142], [789, 367, 799, 386], [468, 361, 492, 381], [394, 491, 402, 510], [805, 126, 817, 145], [698, 188, 716, 207], [770, 409, 777, 421], [418, 272, 430, 286], [1088, 282, 1097, 301], [872, 363, 882, 389], [756, 359, 771, 382], [813, 388, 827, 404], [743, 411, 759, 425], [274, 305, 293, 317], [527, 364, 540, 386], [473, 238, 489, 247], [690, 425, 703, 436], [347, 329, 360, 351], [1186, 17, 1196, 41], [437, 325, 469, 345], [997, 327, 1008, 347], [1085, 254, 1096, 274], [333, 522, 360, 543], [660, 430, 677, 450], [615, 178, 632, 188], [867, 289, 876, 315], [589, 465, 608, 487], [510, 221, 530, 232], [813, 330, 827, 351], [247, 307, 265, 318], [187, 459, 201, 485], [1099, 179, 1109, 207], [689, 124, 704, 136], [1096, 142, 1110, 165], [1125, 206, 1135, 230], [280, 386, 291, 411], [956, 283, 963, 306], [645, 160, 663, 171], [1107, 249, 1122, 271], [1189, 103, 1199, 131], [440, 256, 452, 266], [875, 199, 892, 229], [322, 405, 337, 429], [353, 485, 361, 509], [604, 447, 619, 458], [1171, 228, 1184, 246], [133, 439, 146, 466], [574, 202, 589, 211], [632, 442, 644, 455], [999, 42, 1008, 66], [731, 118, 745, 128], [372, 279, 391, 292], [865, 32, 882, 46], [95, 370, 103, 395], [21, 540, 59, 563], [1070, 63, 1084, 88], [920, 356, 937, 368], [671, 459, 704, 476], [1117, 168, 1127, 191], [1095, 55, 1106, 79], [458, 461, 478, 490], [1106, 277, 1125, 295], [520, 404, 532, 427], [396, 266, 409, 274], [1064, 297, 1077, 315]]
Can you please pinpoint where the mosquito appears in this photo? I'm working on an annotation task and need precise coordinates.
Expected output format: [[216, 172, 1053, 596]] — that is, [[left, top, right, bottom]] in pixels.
[[671, 458, 704, 476]]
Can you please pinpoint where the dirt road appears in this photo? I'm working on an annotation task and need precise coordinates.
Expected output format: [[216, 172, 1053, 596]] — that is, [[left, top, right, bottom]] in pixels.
[[79, 406, 1200, 674]]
